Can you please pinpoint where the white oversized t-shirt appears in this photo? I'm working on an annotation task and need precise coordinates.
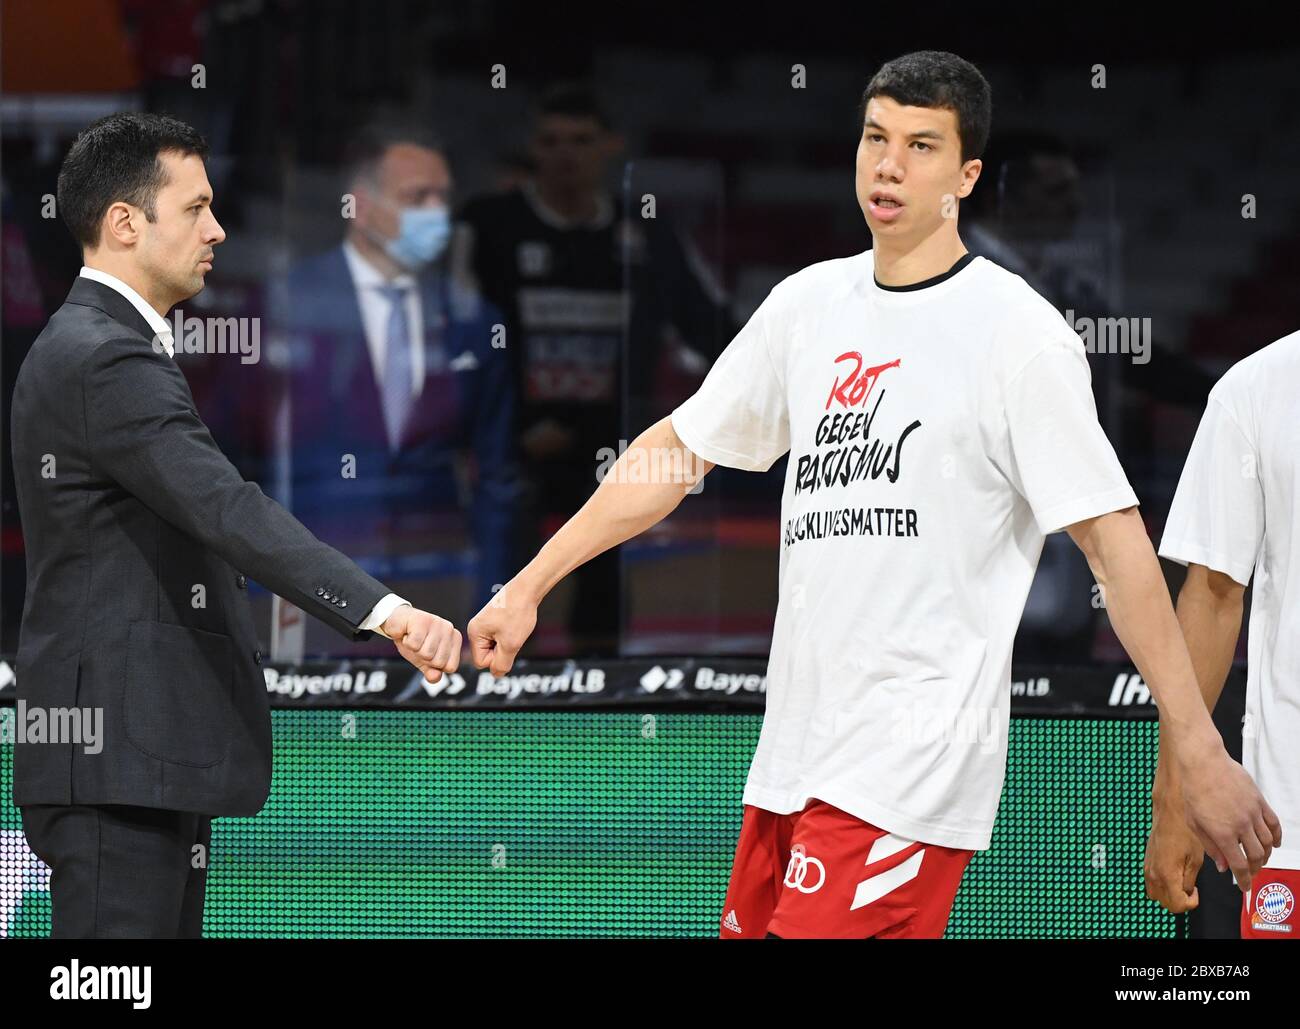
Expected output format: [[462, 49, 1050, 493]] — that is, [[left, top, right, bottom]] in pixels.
[[671, 250, 1138, 850], [1159, 330, 1300, 870]]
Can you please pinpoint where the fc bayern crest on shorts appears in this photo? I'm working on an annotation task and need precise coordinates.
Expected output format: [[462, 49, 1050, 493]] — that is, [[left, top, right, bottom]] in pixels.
[[1251, 882, 1295, 934]]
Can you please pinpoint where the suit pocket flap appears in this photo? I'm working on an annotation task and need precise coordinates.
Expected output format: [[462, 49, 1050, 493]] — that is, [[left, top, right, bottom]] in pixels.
[[124, 620, 234, 768]]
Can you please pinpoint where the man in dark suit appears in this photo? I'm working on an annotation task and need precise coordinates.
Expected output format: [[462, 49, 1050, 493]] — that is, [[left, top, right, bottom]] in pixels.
[[8, 112, 463, 937]]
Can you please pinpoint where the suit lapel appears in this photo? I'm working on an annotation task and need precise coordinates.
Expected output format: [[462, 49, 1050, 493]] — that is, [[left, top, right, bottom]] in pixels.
[[65, 277, 163, 346]]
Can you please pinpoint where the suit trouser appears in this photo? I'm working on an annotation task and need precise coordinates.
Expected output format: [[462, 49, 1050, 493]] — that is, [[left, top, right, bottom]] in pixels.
[[20, 803, 212, 938]]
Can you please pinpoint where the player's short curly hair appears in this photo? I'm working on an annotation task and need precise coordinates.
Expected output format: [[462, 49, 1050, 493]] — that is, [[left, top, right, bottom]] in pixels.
[[859, 51, 993, 163]]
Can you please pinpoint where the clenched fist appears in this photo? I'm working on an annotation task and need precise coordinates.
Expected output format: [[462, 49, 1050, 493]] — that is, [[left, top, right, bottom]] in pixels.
[[1144, 798, 1205, 914], [382, 605, 461, 683], [466, 581, 538, 677]]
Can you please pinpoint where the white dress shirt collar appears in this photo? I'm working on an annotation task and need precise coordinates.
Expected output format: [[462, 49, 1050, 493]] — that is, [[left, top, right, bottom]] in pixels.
[[341, 239, 418, 292], [79, 266, 175, 358]]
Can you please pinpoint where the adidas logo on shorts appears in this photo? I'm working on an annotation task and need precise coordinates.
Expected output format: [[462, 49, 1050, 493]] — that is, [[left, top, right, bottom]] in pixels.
[[722, 909, 743, 934]]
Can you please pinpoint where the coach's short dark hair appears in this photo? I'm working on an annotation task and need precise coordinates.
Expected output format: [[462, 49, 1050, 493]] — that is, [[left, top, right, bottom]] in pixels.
[[57, 112, 209, 249], [342, 122, 448, 190], [859, 51, 992, 162]]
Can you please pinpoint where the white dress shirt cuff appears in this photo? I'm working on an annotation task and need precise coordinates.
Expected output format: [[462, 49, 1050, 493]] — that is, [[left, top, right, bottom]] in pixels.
[[361, 593, 410, 638]]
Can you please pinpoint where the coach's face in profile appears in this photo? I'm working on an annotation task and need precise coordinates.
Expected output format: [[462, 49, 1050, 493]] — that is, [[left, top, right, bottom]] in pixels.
[[855, 96, 981, 245], [103, 150, 225, 307]]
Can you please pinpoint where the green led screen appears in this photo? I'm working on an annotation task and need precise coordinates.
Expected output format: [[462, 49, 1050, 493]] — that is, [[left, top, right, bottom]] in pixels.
[[0, 710, 1177, 938]]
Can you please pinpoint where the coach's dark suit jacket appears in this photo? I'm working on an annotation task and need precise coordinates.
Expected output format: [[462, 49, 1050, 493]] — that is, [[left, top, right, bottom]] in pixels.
[[9, 276, 394, 816]]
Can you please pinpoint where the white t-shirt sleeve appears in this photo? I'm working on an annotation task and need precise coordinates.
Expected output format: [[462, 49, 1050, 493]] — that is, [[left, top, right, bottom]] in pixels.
[[670, 285, 790, 472], [1002, 337, 1139, 534], [1158, 395, 1263, 586]]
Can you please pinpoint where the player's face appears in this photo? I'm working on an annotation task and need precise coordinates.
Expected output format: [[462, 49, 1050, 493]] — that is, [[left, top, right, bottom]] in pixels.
[[358, 143, 453, 241], [532, 114, 609, 190], [134, 150, 225, 303], [855, 96, 980, 242]]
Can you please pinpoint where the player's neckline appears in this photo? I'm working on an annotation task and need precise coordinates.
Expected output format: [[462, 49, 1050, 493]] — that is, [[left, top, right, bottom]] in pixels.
[[873, 251, 977, 293]]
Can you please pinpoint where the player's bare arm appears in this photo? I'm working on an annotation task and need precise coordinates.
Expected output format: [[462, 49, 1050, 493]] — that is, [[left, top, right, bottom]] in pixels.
[[1143, 564, 1247, 913], [467, 414, 713, 676], [1066, 508, 1281, 891]]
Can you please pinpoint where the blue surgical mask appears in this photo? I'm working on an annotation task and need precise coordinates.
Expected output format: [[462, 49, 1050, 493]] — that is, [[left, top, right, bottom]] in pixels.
[[382, 205, 451, 269]]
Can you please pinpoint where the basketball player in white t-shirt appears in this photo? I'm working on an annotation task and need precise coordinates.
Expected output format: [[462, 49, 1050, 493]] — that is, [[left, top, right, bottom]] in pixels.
[[467, 50, 1281, 938], [1146, 330, 1300, 938]]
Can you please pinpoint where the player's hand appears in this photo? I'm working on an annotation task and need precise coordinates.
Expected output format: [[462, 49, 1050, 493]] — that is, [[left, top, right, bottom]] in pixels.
[[466, 580, 537, 677], [1144, 793, 1204, 914], [1177, 743, 1282, 893], [382, 605, 461, 684]]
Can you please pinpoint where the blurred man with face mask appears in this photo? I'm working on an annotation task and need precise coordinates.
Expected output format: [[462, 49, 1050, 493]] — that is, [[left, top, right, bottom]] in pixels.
[[260, 124, 518, 642]]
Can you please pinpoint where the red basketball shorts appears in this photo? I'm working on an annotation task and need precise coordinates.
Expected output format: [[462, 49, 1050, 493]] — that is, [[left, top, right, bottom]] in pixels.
[[719, 798, 974, 939], [1242, 868, 1299, 939]]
